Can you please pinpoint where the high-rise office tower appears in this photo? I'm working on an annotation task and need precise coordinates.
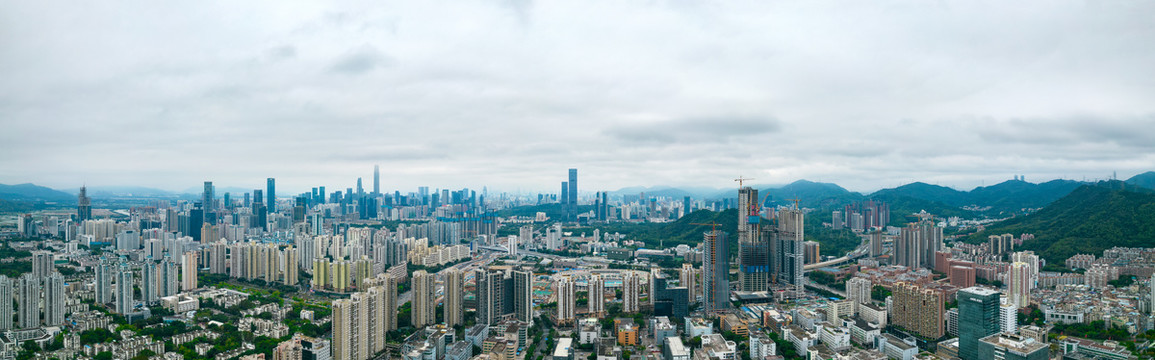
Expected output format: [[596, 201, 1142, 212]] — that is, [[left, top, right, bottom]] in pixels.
[[567, 168, 577, 221], [957, 287, 1001, 360], [43, 273, 65, 326], [680, 263, 697, 304], [32, 250, 54, 280], [737, 187, 769, 292], [116, 264, 134, 314], [444, 269, 464, 327], [0, 276, 11, 330], [622, 273, 640, 313], [891, 282, 945, 339], [182, 251, 198, 291], [373, 165, 380, 195], [589, 274, 605, 317], [775, 208, 805, 293], [702, 230, 730, 313], [556, 277, 576, 324], [560, 182, 568, 207], [412, 270, 435, 327], [189, 203, 204, 242], [17, 274, 39, 329], [1009, 262, 1031, 309], [96, 260, 113, 304], [267, 178, 276, 213], [356, 178, 364, 196], [77, 186, 92, 222], [203, 181, 215, 213], [142, 261, 158, 304]]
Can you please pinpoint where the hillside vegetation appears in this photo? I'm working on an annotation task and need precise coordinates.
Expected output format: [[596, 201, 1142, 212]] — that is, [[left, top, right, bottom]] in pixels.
[[966, 182, 1155, 263]]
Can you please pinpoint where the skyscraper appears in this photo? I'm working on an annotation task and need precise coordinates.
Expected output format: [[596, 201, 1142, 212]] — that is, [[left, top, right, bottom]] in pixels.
[[512, 269, 533, 323], [333, 299, 355, 360], [444, 269, 464, 327], [775, 208, 805, 293], [737, 187, 769, 292], [95, 260, 113, 304], [267, 178, 276, 214], [589, 274, 605, 317], [160, 257, 180, 297], [43, 273, 65, 326], [203, 181, 215, 213], [373, 165, 380, 195], [17, 274, 38, 329], [1009, 262, 1031, 309], [116, 264, 134, 314], [0, 276, 11, 330], [412, 270, 435, 327], [32, 250, 54, 280], [142, 261, 158, 304], [622, 273, 640, 313], [567, 168, 577, 221], [476, 269, 503, 325], [895, 221, 943, 270], [77, 186, 92, 222], [182, 251, 199, 291], [556, 277, 576, 324], [891, 282, 945, 339], [702, 230, 730, 313], [957, 287, 1002, 360]]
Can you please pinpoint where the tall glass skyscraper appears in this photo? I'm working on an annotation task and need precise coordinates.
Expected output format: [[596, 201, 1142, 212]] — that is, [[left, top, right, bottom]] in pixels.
[[266, 178, 276, 214], [958, 287, 1001, 360]]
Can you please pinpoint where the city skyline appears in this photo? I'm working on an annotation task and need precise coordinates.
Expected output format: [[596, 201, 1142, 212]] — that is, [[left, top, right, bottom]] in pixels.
[[3, 2, 1155, 193]]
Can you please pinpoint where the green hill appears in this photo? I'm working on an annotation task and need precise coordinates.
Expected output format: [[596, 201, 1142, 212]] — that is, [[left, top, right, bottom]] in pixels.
[[760, 180, 864, 209], [965, 182, 1155, 264], [968, 179, 1083, 212], [1127, 171, 1155, 190], [871, 182, 969, 206]]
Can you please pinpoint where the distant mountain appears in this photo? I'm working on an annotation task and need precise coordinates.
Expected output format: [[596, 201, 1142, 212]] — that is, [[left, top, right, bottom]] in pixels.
[[1127, 171, 1155, 190], [759, 180, 864, 209], [610, 186, 724, 200], [968, 179, 1083, 211], [81, 186, 179, 198], [965, 182, 1155, 264], [0, 183, 74, 203], [870, 182, 969, 206], [868, 179, 1087, 216]]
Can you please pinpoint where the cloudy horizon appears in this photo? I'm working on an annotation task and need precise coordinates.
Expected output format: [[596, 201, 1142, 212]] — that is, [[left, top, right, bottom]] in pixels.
[[3, 1, 1154, 195]]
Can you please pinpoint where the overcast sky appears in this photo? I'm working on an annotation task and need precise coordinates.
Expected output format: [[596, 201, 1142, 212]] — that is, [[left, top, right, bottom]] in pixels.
[[2, 1, 1154, 195]]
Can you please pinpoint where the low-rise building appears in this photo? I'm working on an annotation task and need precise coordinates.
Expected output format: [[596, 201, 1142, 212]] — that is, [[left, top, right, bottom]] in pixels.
[[876, 334, 917, 360], [979, 333, 1048, 360], [691, 334, 736, 360]]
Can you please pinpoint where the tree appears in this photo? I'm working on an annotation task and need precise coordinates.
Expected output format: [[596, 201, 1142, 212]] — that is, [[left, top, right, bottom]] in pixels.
[[871, 285, 891, 302]]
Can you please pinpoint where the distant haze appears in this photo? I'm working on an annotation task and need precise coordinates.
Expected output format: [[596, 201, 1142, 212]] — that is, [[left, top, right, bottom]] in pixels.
[[2, 1, 1154, 194]]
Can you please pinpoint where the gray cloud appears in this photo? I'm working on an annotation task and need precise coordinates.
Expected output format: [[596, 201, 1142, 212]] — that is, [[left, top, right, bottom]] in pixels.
[[329, 45, 392, 74], [605, 116, 780, 144], [1, 1, 1154, 194]]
